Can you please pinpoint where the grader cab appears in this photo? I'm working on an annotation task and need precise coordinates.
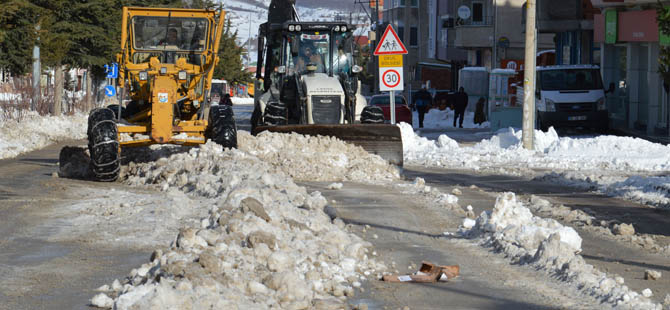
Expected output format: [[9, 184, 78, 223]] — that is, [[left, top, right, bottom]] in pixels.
[[88, 7, 236, 181]]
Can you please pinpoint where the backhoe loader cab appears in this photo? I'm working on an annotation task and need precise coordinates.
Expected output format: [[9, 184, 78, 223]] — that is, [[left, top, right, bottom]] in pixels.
[[87, 7, 237, 181], [252, 22, 367, 128]]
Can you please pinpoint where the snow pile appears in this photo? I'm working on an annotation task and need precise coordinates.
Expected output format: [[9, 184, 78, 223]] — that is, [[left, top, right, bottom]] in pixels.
[[414, 109, 490, 130], [231, 97, 254, 105], [401, 123, 670, 174], [238, 131, 400, 182], [0, 112, 87, 159], [93, 141, 387, 309], [462, 193, 661, 310]]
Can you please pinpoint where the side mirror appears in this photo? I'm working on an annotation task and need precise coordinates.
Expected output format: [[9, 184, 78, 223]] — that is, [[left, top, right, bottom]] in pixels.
[[606, 82, 615, 94], [291, 39, 299, 56]]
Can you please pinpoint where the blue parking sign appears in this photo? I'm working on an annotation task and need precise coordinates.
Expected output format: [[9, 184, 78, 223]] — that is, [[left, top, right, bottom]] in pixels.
[[104, 85, 116, 97], [105, 63, 118, 79]]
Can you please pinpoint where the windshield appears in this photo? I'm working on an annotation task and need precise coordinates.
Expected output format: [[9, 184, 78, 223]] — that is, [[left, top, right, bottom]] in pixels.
[[371, 96, 406, 106], [540, 69, 603, 91], [289, 32, 330, 75], [132, 16, 208, 52]]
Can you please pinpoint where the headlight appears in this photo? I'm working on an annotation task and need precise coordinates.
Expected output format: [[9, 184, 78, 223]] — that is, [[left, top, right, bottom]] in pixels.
[[597, 97, 606, 111], [341, 26, 347, 32], [352, 65, 362, 73], [139, 71, 148, 81], [295, 25, 301, 31], [334, 25, 340, 32], [545, 99, 556, 112], [289, 25, 295, 32], [178, 70, 187, 81]]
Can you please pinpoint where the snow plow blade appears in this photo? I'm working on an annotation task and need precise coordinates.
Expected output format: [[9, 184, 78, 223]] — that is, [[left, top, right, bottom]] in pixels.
[[252, 124, 403, 166]]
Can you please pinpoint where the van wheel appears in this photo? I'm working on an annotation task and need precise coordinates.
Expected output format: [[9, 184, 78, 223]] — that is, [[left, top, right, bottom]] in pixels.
[[361, 106, 384, 124]]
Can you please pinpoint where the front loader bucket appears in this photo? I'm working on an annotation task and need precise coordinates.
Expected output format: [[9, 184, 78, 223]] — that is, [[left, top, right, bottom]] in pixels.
[[252, 124, 404, 166]]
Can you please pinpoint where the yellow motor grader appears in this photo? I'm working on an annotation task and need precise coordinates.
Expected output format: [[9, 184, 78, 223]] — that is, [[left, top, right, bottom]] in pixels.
[[88, 7, 236, 181]]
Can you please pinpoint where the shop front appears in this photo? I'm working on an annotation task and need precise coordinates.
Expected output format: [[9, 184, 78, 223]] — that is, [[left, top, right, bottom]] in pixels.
[[595, 9, 669, 134]]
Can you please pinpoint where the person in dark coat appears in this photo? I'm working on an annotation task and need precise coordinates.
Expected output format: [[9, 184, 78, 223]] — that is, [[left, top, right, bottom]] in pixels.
[[453, 87, 468, 128], [474, 97, 486, 125], [222, 93, 233, 106], [413, 84, 433, 128]]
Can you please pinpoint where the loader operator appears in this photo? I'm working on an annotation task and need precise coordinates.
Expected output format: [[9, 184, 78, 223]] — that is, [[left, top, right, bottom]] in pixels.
[[296, 44, 323, 73], [159, 28, 183, 64]]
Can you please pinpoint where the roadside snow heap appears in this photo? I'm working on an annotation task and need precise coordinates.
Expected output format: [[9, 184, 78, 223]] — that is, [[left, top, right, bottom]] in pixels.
[[462, 193, 661, 310], [400, 123, 670, 173], [0, 112, 87, 160], [92, 139, 390, 309]]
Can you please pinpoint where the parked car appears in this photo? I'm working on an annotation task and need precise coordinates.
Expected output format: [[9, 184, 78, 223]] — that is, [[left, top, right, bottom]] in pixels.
[[368, 94, 413, 125]]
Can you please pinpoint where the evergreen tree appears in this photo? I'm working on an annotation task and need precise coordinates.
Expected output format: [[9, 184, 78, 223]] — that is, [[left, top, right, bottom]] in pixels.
[[214, 19, 252, 85], [0, 1, 40, 76]]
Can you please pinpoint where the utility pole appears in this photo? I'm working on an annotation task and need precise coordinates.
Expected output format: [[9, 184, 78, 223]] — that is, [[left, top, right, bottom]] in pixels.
[[522, 0, 536, 150], [374, 0, 380, 93]]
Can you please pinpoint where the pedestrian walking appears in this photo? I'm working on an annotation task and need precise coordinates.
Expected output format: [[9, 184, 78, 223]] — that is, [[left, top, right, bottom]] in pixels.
[[222, 94, 233, 106], [474, 97, 486, 125], [453, 87, 468, 128], [413, 83, 433, 128]]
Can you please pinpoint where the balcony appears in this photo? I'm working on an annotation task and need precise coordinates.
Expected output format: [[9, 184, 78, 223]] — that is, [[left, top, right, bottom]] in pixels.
[[454, 15, 494, 48]]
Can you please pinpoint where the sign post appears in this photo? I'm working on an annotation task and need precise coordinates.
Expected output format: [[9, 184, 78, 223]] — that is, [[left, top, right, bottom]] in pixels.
[[374, 25, 408, 125]]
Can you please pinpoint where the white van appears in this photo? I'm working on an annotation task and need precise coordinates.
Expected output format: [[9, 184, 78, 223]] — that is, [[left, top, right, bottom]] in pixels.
[[535, 65, 612, 132]]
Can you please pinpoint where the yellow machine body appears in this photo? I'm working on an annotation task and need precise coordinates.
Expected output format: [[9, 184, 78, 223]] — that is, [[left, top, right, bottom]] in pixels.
[[115, 7, 226, 147]]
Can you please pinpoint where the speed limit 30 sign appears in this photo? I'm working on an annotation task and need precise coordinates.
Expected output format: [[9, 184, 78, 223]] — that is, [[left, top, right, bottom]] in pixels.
[[379, 67, 403, 91]]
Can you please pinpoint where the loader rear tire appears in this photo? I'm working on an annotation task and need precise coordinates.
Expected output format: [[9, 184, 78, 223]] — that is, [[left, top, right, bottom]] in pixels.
[[207, 105, 237, 149], [263, 100, 287, 126], [361, 105, 384, 124], [87, 108, 120, 182]]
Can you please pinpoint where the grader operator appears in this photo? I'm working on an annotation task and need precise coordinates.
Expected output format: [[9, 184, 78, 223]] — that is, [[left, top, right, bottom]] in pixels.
[[88, 7, 236, 181]]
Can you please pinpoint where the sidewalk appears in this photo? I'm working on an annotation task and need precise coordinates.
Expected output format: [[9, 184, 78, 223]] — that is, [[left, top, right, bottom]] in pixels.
[[612, 127, 670, 145]]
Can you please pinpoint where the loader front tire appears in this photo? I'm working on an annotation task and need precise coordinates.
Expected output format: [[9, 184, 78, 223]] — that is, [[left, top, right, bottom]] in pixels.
[[207, 105, 237, 149], [263, 100, 287, 126], [87, 108, 120, 182], [361, 105, 384, 124]]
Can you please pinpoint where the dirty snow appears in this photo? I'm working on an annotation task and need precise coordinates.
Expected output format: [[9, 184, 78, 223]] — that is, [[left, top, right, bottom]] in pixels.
[[238, 131, 400, 182], [462, 192, 661, 310], [89, 139, 390, 309], [231, 97, 254, 105], [0, 112, 86, 159]]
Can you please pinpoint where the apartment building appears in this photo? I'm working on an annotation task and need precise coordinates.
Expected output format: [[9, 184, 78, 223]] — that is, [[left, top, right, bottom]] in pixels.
[[452, 0, 553, 69]]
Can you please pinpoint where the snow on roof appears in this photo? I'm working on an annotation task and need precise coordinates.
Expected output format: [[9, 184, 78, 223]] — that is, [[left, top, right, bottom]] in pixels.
[[537, 64, 600, 71]]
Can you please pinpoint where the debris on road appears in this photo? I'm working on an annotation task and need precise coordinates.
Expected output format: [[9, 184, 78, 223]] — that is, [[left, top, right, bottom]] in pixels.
[[383, 261, 459, 283], [328, 183, 343, 190], [645, 270, 662, 281], [613, 223, 636, 236]]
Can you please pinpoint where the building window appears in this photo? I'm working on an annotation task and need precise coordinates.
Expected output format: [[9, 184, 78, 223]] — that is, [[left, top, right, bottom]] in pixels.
[[410, 27, 418, 47], [398, 26, 405, 42], [397, 0, 405, 7], [410, 0, 418, 7], [472, 1, 485, 24]]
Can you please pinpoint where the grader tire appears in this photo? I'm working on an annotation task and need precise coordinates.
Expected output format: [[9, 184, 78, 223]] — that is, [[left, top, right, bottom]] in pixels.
[[87, 108, 120, 182], [361, 105, 385, 124], [207, 105, 238, 149], [263, 100, 287, 126]]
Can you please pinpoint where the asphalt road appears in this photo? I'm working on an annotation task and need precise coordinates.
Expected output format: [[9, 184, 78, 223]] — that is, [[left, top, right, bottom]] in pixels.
[[0, 142, 150, 310]]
